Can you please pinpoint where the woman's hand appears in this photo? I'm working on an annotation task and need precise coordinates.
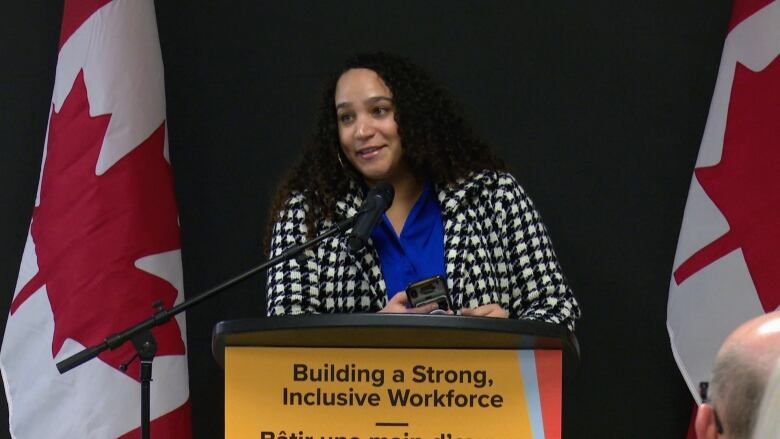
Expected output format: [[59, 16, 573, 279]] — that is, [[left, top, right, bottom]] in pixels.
[[460, 304, 509, 318], [379, 291, 440, 314]]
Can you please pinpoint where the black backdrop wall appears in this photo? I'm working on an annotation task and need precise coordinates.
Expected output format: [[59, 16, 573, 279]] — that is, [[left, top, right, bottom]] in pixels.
[[1, 1, 733, 438]]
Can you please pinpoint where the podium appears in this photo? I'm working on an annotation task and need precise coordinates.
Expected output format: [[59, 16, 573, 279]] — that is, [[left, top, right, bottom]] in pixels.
[[213, 314, 579, 439]]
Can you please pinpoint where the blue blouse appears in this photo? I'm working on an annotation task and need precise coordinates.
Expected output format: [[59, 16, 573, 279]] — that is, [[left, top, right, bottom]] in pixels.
[[370, 182, 446, 299]]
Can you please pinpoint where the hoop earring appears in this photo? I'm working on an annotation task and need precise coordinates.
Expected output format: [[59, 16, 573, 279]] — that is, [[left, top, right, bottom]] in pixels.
[[337, 149, 347, 169]]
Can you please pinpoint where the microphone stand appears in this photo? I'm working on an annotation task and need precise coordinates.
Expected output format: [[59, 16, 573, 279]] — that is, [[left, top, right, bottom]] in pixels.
[[56, 216, 357, 439]]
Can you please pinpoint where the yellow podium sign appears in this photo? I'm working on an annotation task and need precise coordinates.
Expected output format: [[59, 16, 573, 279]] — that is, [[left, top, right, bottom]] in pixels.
[[225, 347, 561, 439]]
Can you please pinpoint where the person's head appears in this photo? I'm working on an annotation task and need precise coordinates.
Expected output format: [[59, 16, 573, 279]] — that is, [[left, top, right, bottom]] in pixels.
[[696, 311, 780, 439], [333, 67, 404, 186], [266, 52, 505, 246], [751, 358, 780, 439], [315, 51, 503, 187]]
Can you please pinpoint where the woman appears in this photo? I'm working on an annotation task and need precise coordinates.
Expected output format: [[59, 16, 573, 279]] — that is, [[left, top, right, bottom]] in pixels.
[[265, 52, 580, 330]]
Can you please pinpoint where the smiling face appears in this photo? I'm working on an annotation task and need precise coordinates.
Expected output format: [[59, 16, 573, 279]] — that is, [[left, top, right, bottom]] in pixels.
[[334, 68, 409, 186]]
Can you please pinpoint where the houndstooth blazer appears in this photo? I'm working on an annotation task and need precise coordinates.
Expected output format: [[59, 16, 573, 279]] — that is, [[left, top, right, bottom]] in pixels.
[[266, 170, 580, 330]]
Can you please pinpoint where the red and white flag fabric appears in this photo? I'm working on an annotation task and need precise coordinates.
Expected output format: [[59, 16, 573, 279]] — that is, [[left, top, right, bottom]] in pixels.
[[0, 0, 191, 437], [667, 0, 780, 408]]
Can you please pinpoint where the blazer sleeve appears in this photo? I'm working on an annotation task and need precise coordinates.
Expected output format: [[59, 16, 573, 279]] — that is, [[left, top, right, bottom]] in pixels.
[[500, 175, 581, 331], [265, 192, 322, 315]]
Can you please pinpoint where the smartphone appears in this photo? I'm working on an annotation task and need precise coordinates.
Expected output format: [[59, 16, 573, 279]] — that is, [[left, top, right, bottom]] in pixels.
[[406, 275, 451, 311]]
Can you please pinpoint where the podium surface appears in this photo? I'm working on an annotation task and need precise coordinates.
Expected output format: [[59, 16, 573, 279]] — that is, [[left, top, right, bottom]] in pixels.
[[213, 314, 578, 367], [213, 315, 578, 439]]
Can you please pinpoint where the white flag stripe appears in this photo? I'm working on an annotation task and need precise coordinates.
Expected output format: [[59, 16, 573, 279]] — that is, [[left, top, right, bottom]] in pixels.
[[671, 177, 729, 271], [668, 251, 765, 401]]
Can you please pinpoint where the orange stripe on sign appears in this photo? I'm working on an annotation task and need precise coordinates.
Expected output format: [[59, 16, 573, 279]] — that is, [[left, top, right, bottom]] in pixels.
[[535, 350, 562, 439]]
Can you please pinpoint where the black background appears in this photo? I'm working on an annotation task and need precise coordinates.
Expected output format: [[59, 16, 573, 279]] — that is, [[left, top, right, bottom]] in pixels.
[[1, 1, 734, 437]]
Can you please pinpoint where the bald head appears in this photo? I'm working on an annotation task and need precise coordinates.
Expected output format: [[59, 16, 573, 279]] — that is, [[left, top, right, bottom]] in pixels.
[[706, 311, 780, 439], [717, 311, 780, 377]]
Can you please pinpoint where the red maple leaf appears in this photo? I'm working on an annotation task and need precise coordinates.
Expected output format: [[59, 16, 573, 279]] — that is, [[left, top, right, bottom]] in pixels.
[[674, 55, 780, 312], [10, 70, 185, 378]]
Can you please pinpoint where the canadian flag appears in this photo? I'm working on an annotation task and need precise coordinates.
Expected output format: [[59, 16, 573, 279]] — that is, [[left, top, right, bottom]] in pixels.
[[0, 1, 191, 437], [667, 0, 780, 411]]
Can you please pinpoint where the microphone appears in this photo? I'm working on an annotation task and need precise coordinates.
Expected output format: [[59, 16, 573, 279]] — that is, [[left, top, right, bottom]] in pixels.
[[348, 181, 394, 251]]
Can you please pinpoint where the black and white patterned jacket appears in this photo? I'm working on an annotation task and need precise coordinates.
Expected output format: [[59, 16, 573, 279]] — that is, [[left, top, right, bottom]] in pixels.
[[266, 170, 580, 330]]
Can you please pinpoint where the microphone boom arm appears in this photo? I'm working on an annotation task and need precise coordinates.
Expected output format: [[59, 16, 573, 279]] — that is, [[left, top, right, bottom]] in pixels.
[[56, 216, 357, 374]]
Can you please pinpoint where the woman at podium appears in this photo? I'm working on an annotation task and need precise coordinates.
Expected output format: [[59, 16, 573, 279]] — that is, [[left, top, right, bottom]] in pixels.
[[264, 52, 580, 331]]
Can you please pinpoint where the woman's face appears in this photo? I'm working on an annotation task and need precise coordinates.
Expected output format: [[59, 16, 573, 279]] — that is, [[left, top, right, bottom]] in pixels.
[[334, 68, 406, 185]]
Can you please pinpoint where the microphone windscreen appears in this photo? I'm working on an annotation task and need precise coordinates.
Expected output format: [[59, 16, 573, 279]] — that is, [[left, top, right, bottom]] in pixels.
[[347, 181, 394, 251]]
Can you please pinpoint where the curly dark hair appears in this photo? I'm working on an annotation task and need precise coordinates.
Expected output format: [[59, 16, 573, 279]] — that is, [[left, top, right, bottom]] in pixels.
[[265, 52, 506, 252]]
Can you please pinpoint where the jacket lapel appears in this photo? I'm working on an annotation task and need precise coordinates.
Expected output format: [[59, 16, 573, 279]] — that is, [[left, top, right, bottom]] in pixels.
[[436, 171, 491, 309], [332, 183, 387, 306]]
